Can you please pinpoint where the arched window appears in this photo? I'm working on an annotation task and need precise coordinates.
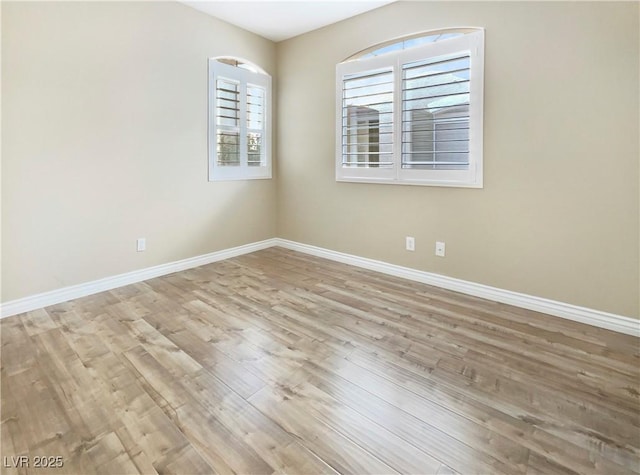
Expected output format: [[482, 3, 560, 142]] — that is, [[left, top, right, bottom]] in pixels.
[[209, 57, 271, 181], [336, 28, 484, 187]]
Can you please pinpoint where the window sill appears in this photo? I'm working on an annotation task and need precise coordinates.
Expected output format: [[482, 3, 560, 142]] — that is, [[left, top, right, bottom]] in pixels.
[[336, 176, 483, 188]]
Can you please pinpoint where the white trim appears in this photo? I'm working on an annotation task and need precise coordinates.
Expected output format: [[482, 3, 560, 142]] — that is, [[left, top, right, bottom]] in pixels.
[[2, 237, 637, 337], [274, 239, 640, 337], [0, 239, 278, 319]]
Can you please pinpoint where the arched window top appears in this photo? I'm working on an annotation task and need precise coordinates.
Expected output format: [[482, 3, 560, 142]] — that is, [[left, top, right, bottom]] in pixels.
[[343, 28, 481, 62], [213, 56, 268, 75]]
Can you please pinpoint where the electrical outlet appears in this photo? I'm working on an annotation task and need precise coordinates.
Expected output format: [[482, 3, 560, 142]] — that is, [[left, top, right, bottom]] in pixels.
[[435, 241, 445, 257], [137, 238, 146, 252], [406, 236, 415, 251]]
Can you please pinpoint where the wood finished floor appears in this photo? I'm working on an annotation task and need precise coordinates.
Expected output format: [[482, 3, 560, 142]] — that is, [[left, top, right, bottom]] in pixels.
[[1, 247, 639, 475]]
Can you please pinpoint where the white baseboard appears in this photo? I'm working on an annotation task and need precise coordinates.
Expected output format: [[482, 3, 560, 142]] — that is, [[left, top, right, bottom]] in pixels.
[[274, 239, 640, 337], [0, 238, 278, 319], [2, 236, 638, 337]]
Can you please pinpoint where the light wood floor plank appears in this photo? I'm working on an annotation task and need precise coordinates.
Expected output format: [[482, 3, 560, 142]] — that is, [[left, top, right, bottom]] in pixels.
[[248, 384, 401, 474], [1, 247, 638, 474]]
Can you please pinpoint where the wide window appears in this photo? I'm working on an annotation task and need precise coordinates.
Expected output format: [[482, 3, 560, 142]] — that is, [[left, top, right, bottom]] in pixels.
[[336, 29, 484, 187], [209, 58, 272, 181]]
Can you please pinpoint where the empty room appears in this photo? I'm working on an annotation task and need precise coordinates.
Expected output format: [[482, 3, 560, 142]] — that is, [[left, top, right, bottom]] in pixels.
[[1, 0, 639, 474]]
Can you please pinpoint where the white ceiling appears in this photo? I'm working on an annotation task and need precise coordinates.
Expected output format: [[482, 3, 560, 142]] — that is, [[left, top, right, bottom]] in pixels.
[[180, 1, 396, 42]]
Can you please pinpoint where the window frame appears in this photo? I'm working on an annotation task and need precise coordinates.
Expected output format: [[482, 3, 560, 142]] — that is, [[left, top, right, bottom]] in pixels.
[[209, 58, 272, 181], [335, 29, 484, 188]]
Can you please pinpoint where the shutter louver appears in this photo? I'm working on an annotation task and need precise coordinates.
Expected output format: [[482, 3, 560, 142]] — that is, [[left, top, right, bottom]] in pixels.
[[341, 69, 394, 168], [402, 55, 471, 170]]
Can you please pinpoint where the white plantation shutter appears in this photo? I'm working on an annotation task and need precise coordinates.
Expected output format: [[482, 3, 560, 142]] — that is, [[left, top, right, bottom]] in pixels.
[[336, 54, 398, 182], [215, 78, 241, 167], [247, 84, 265, 167], [402, 54, 471, 170], [209, 59, 271, 181], [341, 69, 394, 168]]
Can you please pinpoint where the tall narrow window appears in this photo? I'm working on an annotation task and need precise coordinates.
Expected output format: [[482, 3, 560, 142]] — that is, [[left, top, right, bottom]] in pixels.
[[209, 58, 271, 181], [336, 28, 484, 187]]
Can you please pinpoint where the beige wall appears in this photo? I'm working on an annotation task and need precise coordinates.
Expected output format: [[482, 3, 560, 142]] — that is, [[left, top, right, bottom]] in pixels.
[[276, 1, 640, 318], [1, 1, 277, 301], [3, 1, 638, 320]]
